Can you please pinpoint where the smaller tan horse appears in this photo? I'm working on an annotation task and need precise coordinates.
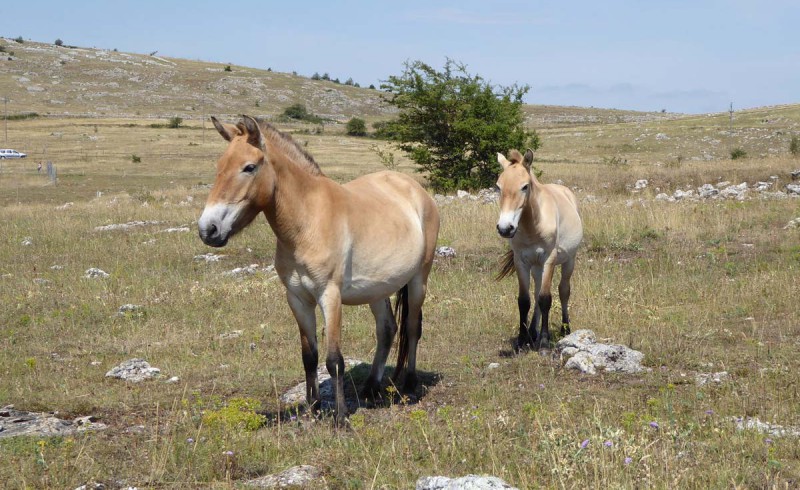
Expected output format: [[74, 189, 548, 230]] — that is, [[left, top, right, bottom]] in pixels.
[[198, 116, 440, 425], [495, 149, 583, 351]]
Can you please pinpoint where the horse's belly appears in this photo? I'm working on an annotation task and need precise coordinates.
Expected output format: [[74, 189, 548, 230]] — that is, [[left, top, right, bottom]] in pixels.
[[340, 278, 403, 305], [342, 253, 422, 305]]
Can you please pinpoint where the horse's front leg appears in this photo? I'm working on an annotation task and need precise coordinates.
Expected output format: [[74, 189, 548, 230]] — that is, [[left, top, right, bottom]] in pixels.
[[319, 284, 347, 427], [535, 251, 558, 352], [286, 292, 320, 411], [514, 258, 533, 350]]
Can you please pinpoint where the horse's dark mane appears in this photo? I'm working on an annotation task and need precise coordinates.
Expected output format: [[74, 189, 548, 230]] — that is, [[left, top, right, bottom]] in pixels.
[[256, 118, 324, 176]]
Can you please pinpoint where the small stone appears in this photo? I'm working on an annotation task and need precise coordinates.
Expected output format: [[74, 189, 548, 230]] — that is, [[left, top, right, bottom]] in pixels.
[[245, 465, 323, 488], [219, 330, 243, 340], [695, 371, 730, 386], [487, 362, 500, 370], [456, 190, 470, 199], [194, 252, 226, 262], [21, 237, 33, 246], [84, 268, 110, 279], [435, 246, 456, 258], [105, 358, 161, 383], [416, 475, 518, 490], [166, 376, 180, 383]]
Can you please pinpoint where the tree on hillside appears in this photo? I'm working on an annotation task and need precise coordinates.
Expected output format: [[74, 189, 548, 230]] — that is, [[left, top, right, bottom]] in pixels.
[[346, 117, 367, 136], [381, 59, 540, 191]]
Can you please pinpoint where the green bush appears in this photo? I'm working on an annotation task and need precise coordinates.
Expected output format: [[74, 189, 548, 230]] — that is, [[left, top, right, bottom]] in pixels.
[[790, 136, 799, 157], [54, 39, 63, 46], [281, 103, 323, 124], [223, 65, 231, 72], [346, 117, 367, 136], [131, 154, 141, 163], [730, 148, 747, 160], [382, 59, 539, 191], [167, 116, 183, 129], [14, 36, 24, 44]]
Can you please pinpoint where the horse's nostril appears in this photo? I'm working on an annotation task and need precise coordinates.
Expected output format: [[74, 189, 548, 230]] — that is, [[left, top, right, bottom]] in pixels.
[[208, 223, 218, 236]]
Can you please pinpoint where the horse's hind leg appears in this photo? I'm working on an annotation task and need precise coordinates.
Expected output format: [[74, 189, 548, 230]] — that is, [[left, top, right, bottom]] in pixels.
[[558, 258, 576, 336], [396, 274, 427, 394], [361, 298, 397, 401]]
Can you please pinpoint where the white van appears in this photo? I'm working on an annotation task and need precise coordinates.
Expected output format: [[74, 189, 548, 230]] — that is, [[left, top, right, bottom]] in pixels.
[[0, 149, 27, 159]]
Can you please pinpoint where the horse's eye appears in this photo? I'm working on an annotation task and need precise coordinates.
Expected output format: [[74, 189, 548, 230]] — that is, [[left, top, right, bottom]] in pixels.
[[242, 163, 257, 174], [521, 184, 529, 192]]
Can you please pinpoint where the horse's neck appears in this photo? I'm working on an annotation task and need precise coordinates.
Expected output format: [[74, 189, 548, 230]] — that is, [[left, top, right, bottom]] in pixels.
[[264, 152, 327, 248], [521, 182, 544, 230]]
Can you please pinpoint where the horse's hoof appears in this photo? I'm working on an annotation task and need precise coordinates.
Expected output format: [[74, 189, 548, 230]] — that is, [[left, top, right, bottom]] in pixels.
[[402, 372, 418, 395], [360, 381, 384, 403], [560, 324, 571, 336]]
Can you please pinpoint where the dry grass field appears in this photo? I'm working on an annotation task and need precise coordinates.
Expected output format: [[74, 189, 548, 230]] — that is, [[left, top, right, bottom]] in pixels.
[[2, 38, 800, 490]]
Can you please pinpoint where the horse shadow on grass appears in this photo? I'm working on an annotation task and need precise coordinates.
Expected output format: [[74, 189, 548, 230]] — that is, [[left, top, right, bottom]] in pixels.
[[259, 360, 441, 427]]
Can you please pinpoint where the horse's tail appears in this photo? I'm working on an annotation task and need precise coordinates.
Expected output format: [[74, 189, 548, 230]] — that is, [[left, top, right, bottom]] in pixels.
[[495, 249, 516, 281], [394, 284, 410, 376]]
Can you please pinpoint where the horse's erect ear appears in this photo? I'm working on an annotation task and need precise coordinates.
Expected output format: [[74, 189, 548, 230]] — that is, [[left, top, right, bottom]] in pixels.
[[497, 152, 511, 169], [211, 116, 240, 142], [522, 149, 534, 170], [240, 115, 263, 149]]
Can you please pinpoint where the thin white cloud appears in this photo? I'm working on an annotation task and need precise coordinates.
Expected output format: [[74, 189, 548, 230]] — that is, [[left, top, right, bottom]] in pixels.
[[404, 7, 551, 26]]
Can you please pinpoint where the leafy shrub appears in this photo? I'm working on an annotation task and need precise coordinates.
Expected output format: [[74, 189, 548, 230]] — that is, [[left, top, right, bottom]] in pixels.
[[730, 148, 747, 160], [370, 144, 397, 170], [167, 116, 183, 129], [223, 65, 231, 72], [54, 39, 63, 46], [372, 120, 400, 140], [131, 154, 141, 163], [790, 136, 799, 157], [14, 36, 24, 44], [346, 117, 367, 136], [280, 103, 323, 124], [311, 72, 321, 80], [382, 59, 538, 191], [1, 112, 39, 121]]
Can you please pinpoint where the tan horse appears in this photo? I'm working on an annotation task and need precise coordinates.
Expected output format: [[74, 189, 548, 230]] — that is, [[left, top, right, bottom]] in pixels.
[[495, 149, 583, 351], [198, 115, 440, 424]]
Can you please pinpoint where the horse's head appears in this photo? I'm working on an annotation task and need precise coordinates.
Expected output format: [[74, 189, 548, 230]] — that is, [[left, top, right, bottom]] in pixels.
[[495, 149, 534, 238], [198, 115, 273, 247]]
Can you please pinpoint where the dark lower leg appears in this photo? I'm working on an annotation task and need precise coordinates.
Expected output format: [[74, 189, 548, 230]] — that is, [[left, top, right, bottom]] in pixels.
[[326, 352, 346, 425], [536, 294, 552, 350], [517, 294, 532, 347], [301, 338, 320, 409]]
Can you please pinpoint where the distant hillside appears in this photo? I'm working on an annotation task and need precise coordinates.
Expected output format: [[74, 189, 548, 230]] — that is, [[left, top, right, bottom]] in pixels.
[[0, 38, 395, 122], [2, 38, 684, 129]]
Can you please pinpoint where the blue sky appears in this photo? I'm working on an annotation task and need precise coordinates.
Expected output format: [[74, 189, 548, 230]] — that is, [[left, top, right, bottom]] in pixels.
[[4, 1, 799, 113]]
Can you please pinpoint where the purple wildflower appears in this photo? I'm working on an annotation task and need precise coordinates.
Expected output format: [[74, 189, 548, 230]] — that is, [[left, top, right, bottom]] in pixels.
[[704, 410, 714, 415], [765, 438, 774, 445], [186, 438, 194, 444], [539, 383, 545, 389], [223, 450, 234, 457], [649, 421, 659, 429], [604, 440, 613, 447], [624, 457, 633, 465], [580, 439, 590, 449]]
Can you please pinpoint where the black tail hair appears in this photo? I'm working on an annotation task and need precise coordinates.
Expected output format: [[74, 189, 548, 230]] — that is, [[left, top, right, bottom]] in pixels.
[[495, 249, 515, 281], [394, 285, 410, 374]]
